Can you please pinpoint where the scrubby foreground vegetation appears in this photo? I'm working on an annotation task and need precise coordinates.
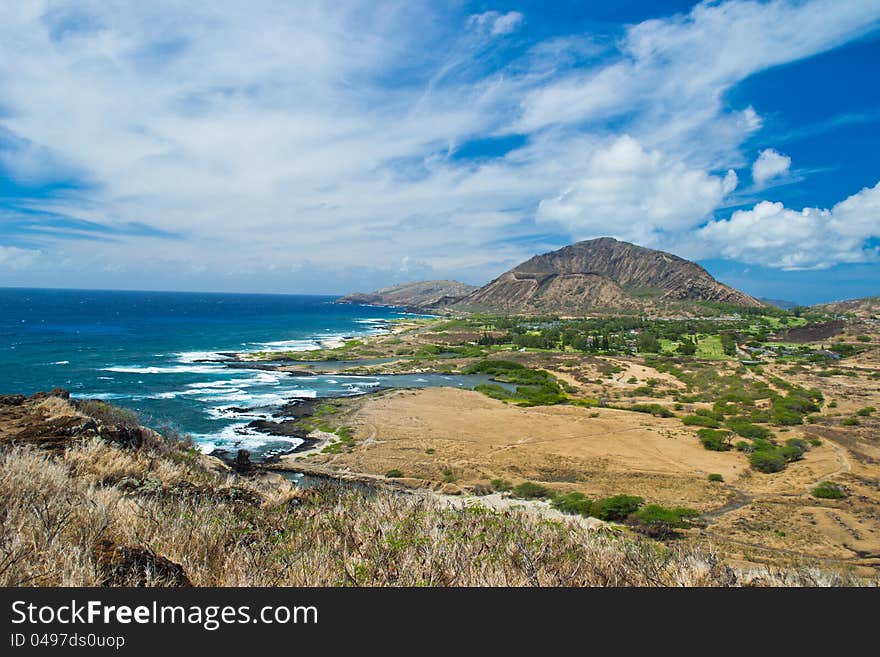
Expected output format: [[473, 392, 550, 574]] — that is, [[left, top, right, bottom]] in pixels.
[[0, 391, 868, 587]]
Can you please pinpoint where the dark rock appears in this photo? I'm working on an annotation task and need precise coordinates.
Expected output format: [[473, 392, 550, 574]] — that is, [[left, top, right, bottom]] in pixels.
[[233, 449, 253, 473], [93, 539, 191, 587], [245, 419, 309, 438]]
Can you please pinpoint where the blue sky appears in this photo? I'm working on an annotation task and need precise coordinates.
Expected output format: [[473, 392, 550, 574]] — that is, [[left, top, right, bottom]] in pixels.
[[0, 1, 878, 304]]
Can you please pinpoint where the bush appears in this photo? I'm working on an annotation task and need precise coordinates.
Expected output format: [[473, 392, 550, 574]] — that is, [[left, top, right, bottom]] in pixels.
[[385, 469, 404, 478], [630, 505, 700, 539], [697, 428, 732, 451], [511, 481, 552, 499], [842, 417, 860, 426], [749, 449, 787, 473], [812, 481, 846, 499], [682, 414, 721, 428], [725, 418, 771, 440], [855, 406, 875, 417], [551, 492, 594, 516], [708, 473, 724, 482], [780, 438, 807, 462], [591, 494, 644, 521], [490, 478, 512, 492], [628, 403, 674, 418]]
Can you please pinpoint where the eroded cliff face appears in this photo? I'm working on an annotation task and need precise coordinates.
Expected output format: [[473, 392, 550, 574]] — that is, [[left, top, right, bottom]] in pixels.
[[453, 237, 763, 314]]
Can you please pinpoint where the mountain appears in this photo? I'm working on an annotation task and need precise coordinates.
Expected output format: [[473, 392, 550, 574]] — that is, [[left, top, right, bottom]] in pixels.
[[452, 238, 763, 314], [335, 280, 477, 312]]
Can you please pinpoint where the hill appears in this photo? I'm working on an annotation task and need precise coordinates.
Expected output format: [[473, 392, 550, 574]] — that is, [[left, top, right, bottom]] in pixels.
[[452, 238, 763, 314], [335, 280, 477, 312], [0, 389, 795, 587], [810, 296, 880, 319]]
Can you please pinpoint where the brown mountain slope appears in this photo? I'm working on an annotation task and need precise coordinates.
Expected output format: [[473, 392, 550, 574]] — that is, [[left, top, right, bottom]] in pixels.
[[335, 280, 477, 312], [453, 238, 763, 314], [810, 296, 880, 319]]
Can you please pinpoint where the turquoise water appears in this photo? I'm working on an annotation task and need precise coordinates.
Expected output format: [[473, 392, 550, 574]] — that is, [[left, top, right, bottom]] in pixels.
[[0, 288, 490, 455]]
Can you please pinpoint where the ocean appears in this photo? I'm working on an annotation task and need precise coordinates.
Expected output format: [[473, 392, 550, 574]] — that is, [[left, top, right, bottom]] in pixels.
[[0, 288, 490, 456]]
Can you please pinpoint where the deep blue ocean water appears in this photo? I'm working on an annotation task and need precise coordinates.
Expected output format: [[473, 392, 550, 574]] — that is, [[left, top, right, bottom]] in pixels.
[[0, 288, 491, 455]]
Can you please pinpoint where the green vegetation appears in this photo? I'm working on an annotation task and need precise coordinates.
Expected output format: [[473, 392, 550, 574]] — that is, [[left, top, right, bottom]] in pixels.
[[626, 403, 674, 417], [749, 449, 787, 473], [811, 481, 846, 499], [549, 493, 698, 539], [697, 428, 732, 451], [724, 418, 771, 440], [631, 505, 700, 539], [856, 406, 876, 417], [550, 491, 594, 516], [385, 469, 404, 478], [842, 417, 860, 426], [682, 414, 721, 428], [591, 494, 645, 521], [708, 473, 724, 482], [510, 481, 552, 499], [466, 360, 565, 406]]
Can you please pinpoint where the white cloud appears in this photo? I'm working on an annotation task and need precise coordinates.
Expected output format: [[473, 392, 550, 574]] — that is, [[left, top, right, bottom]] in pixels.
[[467, 11, 524, 36], [536, 135, 737, 243], [0, 1, 878, 290], [0, 246, 42, 270], [513, 0, 880, 155], [752, 148, 791, 185], [698, 182, 880, 269]]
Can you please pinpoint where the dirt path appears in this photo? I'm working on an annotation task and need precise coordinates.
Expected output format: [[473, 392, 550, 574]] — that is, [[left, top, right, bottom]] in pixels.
[[702, 484, 753, 524]]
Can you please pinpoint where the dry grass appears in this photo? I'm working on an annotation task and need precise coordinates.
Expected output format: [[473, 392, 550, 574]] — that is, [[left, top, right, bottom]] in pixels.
[[0, 434, 871, 587]]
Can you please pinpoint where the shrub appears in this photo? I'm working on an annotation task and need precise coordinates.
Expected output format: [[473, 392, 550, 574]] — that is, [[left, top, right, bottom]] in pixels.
[[511, 481, 552, 499], [630, 505, 700, 539], [708, 473, 724, 482], [628, 403, 674, 418], [591, 494, 644, 521], [551, 492, 594, 516], [697, 428, 732, 451], [385, 469, 404, 478], [682, 415, 721, 428], [780, 438, 807, 462], [812, 481, 846, 499], [842, 417, 860, 426], [490, 478, 512, 492], [734, 441, 751, 452], [855, 406, 875, 417], [749, 449, 787, 473], [725, 418, 771, 440]]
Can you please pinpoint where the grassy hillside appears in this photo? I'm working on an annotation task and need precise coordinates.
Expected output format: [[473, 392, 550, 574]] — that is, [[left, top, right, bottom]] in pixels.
[[0, 391, 864, 586]]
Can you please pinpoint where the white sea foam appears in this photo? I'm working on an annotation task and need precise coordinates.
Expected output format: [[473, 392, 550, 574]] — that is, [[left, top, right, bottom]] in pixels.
[[51, 360, 70, 365], [103, 364, 225, 375], [176, 351, 233, 363], [192, 423, 305, 453]]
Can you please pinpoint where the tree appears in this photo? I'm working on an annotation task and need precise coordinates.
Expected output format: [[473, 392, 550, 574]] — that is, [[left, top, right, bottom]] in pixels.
[[677, 337, 697, 355], [637, 332, 661, 353]]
